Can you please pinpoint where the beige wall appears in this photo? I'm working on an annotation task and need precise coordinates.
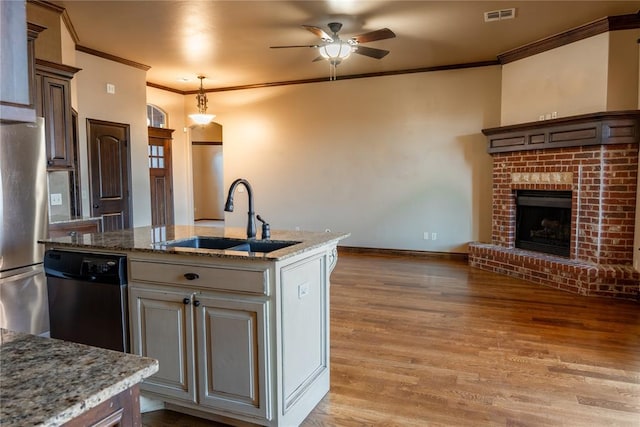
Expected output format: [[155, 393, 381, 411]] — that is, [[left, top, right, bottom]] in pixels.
[[26, 2, 63, 63], [173, 67, 500, 251], [75, 52, 150, 226], [192, 144, 224, 220], [501, 33, 609, 125], [189, 123, 225, 221], [501, 30, 640, 126]]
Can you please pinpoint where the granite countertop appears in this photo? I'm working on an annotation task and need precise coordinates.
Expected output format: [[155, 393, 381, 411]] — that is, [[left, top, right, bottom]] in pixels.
[[39, 225, 350, 260], [0, 329, 158, 427]]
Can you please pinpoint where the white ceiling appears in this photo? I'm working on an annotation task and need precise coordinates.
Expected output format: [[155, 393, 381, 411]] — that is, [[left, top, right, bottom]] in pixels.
[[52, 1, 640, 92]]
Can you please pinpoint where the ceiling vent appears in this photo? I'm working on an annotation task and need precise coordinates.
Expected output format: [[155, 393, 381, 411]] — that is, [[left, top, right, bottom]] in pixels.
[[484, 8, 516, 22]]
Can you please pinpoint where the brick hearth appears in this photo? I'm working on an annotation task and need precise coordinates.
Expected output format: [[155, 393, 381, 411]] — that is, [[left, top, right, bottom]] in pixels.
[[469, 111, 640, 300]]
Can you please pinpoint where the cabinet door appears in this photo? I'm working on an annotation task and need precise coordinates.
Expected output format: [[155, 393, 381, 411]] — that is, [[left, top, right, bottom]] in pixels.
[[129, 286, 197, 403], [195, 294, 270, 420], [41, 75, 73, 169]]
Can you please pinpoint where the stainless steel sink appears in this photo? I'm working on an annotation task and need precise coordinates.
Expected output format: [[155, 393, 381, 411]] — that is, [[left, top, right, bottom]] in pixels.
[[165, 237, 300, 253], [165, 237, 241, 250], [226, 240, 300, 253]]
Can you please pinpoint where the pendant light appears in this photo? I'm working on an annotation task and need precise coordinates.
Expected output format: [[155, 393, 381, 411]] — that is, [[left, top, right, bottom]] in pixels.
[[189, 76, 215, 125]]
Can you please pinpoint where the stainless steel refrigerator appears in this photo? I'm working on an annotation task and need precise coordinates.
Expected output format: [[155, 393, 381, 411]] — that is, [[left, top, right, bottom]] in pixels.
[[0, 118, 49, 335]]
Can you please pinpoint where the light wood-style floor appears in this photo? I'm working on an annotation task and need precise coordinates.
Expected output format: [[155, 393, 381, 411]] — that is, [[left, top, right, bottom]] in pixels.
[[142, 251, 640, 426]]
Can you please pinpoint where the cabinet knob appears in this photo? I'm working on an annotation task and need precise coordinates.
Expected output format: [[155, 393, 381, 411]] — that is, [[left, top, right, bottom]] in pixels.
[[183, 297, 190, 305], [183, 272, 199, 280], [193, 300, 201, 307], [93, 204, 100, 209], [47, 160, 54, 166]]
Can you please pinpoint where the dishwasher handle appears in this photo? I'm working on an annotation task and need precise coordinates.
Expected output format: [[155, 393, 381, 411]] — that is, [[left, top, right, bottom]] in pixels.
[[66, 271, 96, 281]]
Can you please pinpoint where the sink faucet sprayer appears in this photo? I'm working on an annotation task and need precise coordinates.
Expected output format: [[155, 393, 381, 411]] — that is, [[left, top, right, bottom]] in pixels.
[[224, 178, 257, 239]]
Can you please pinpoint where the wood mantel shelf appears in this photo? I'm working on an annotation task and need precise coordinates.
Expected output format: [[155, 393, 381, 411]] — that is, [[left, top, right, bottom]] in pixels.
[[482, 110, 640, 154]]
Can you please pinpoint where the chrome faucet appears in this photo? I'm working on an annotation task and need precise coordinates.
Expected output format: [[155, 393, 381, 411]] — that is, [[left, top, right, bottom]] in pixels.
[[224, 178, 256, 239]]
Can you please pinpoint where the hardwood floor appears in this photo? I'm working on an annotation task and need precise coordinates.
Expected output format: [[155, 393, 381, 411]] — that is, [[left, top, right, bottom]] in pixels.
[[142, 251, 640, 426]]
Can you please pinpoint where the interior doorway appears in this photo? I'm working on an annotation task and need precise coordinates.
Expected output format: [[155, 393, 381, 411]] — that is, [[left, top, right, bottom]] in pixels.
[[190, 123, 223, 224], [148, 126, 174, 227], [87, 118, 132, 231]]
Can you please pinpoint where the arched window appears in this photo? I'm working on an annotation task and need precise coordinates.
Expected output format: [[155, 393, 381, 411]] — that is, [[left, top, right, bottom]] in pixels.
[[147, 104, 167, 128]]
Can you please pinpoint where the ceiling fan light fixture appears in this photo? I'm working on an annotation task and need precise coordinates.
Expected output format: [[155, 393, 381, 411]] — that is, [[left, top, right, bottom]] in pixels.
[[319, 40, 353, 61], [188, 75, 216, 125]]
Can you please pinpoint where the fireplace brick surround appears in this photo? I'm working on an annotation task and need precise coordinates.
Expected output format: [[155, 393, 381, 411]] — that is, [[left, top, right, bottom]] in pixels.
[[469, 111, 640, 300]]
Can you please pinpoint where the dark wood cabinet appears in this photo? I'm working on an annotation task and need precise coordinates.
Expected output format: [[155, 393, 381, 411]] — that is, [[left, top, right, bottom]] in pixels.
[[35, 59, 80, 169], [62, 385, 142, 427]]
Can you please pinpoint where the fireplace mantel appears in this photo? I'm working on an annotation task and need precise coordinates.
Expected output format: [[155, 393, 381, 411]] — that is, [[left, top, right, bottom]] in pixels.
[[469, 110, 640, 300], [482, 110, 640, 154]]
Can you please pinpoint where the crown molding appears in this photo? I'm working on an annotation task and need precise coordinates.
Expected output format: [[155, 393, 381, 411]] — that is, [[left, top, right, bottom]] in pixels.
[[150, 60, 500, 95], [498, 13, 640, 64], [76, 45, 151, 71]]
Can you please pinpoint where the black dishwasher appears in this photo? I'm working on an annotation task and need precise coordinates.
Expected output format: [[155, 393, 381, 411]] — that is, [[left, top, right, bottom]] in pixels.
[[44, 250, 129, 352]]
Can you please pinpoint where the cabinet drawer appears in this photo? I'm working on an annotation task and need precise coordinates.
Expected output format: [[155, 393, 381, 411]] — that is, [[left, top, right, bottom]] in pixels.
[[129, 260, 268, 295]]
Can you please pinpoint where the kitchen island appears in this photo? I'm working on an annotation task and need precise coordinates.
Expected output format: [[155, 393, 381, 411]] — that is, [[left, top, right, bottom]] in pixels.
[[41, 225, 349, 426], [0, 328, 158, 426]]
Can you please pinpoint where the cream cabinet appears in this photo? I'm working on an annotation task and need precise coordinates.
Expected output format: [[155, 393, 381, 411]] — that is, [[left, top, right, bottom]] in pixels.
[[128, 258, 271, 423], [195, 294, 268, 418], [129, 287, 196, 403], [127, 246, 336, 426]]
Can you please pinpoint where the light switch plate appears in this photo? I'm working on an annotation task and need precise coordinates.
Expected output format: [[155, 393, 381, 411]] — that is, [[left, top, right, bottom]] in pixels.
[[50, 193, 63, 206]]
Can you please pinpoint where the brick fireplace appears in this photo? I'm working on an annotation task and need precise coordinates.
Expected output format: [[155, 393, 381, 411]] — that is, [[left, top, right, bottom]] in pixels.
[[469, 111, 640, 300]]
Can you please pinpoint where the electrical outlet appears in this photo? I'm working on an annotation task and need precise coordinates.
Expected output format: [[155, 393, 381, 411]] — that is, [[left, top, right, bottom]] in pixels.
[[431, 232, 438, 241], [106, 83, 115, 94], [298, 282, 310, 299], [50, 193, 63, 206], [423, 232, 430, 240], [551, 111, 558, 119]]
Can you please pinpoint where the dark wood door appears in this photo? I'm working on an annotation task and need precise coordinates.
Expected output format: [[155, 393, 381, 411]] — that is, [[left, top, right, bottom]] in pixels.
[[148, 127, 174, 226], [87, 119, 131, 231]]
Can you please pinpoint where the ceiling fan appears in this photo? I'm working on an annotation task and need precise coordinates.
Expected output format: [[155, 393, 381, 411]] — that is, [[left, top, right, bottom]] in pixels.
[[270, 22, 396, 80]]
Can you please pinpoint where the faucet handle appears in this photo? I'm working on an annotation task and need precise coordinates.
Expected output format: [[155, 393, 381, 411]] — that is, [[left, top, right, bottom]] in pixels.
[[257, 215, 271, 240]]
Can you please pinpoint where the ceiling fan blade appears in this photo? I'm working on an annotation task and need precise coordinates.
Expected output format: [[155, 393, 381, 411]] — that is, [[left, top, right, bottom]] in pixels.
[[270, 45, 319, 49], [312, 56, 324, 62], [302, 25, 333, 42], [352, 28, 395, 43], [354, 45, 390, 59]]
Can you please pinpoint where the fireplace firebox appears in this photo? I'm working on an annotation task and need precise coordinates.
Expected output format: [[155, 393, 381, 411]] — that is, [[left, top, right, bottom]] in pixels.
[[515, 190, 571, 257]]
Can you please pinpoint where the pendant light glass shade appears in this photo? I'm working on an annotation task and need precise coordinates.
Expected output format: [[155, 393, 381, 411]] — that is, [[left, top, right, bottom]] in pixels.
[[189, 76, 215, 125]]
